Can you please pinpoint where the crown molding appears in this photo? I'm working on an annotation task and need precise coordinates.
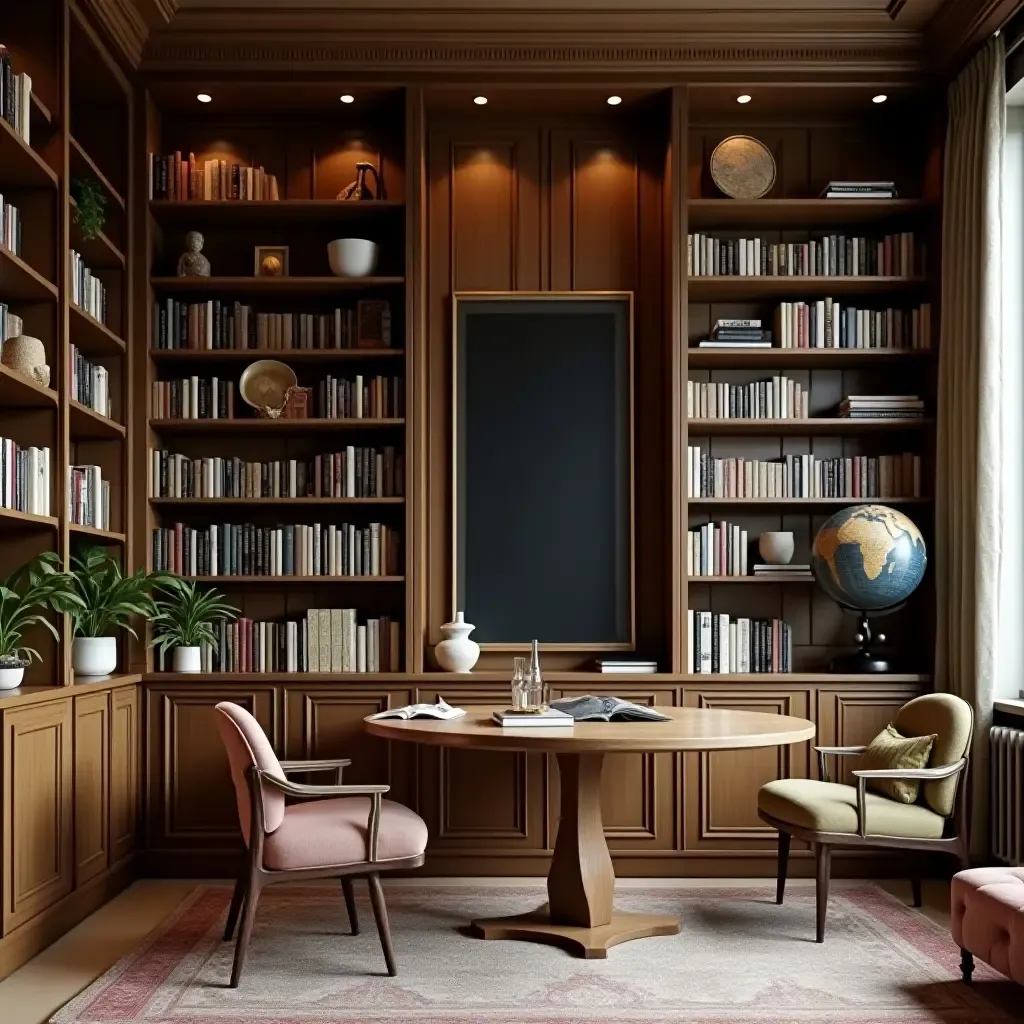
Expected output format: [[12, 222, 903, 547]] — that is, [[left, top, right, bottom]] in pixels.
[[928, 0, 1023, 68], [80, 0, 177, 68]]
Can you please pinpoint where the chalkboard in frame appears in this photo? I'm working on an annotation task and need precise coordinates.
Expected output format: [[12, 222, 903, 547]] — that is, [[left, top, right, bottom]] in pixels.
[[452, 292, 634, 651]]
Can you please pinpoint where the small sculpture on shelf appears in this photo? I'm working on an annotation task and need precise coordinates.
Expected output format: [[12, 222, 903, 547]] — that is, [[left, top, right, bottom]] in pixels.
[[176, 231, 211, 277], [434, 612, 479, 673], [336, 161, 385, 201], [1, 334, 50, 388]]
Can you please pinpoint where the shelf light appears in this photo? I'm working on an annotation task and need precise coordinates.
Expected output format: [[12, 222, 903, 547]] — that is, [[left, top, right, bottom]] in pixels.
[[872, 94, 888, 104], [606, 95, 622, 106], [736, 94, 752, 105], [340, 94, 355, 104], [473, 95, 488, 106], [197, 93, 212, 104]]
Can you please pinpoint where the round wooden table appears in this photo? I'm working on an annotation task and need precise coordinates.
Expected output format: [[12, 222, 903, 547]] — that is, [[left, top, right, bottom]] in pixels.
[[365, 705, 815, 958]]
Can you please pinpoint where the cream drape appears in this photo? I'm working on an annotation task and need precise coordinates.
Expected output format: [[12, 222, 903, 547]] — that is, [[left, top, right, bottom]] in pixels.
[[935, 33, 1005, 857]]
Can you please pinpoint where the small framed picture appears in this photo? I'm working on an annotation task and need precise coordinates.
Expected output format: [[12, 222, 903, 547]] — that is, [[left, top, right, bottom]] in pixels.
[[255, 245, 289, 277]]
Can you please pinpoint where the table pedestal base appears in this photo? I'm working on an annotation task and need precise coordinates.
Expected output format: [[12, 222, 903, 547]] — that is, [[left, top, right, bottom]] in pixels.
[[470, 904, 680, 959]]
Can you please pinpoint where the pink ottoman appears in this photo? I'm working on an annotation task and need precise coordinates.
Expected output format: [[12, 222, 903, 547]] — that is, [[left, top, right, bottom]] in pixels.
[[951, 866, 1024, 984]]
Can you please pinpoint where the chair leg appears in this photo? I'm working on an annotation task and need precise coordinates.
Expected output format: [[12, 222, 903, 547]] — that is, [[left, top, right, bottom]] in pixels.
[[776, 831, 791, 905], [814, 843, 831, 943], [341, 876, 360, 935], [911, 876, 923, 909], [367, 873, 397, 977], [224, 874, 247, 941], [229, 879, 262, 988], [960, 948, 975, 984]]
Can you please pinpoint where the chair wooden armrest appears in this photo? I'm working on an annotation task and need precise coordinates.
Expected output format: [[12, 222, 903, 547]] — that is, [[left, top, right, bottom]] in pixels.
[[853, 759, 967, 839], [279, 758, 353, 783], [815, 745, 867, 782]]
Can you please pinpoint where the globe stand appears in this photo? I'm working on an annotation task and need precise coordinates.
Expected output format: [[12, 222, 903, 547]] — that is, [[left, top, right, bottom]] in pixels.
[[828, 609, 900, 674]]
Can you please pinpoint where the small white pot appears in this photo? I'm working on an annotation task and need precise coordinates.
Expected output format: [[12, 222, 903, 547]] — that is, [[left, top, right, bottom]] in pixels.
[[758, 531, 795, 565], [172, 646, 202, 673], [434, 612, 480, 673], [0, 665, 25, 690], [327, 238, 379, 278], [73, 636, 117, 676]]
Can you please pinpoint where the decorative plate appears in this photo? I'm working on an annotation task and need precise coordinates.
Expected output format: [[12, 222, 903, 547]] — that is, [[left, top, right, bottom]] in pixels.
[[710, 136, 777, 199], [239, 359, 298, 418]]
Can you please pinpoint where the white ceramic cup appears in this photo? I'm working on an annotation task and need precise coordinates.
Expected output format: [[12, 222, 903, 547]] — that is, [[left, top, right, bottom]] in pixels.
[[327, 238, 379, 278]]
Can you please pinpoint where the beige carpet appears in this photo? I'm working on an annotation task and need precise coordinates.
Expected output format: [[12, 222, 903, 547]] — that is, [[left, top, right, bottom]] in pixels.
[[51, 882, 1019, 1023]]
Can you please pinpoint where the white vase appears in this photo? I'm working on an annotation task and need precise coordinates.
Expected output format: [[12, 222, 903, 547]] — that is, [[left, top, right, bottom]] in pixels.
[[327, 238, 379, 278], [758, 531, 795, 565], [73, 636, 117, 676], [0, 665, 25, 690], [435, 612, 480, 673], [172, 646, 202, 673]]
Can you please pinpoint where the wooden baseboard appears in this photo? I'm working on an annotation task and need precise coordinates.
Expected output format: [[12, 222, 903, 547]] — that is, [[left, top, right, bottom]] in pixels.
[[0, 857, 137, 980]]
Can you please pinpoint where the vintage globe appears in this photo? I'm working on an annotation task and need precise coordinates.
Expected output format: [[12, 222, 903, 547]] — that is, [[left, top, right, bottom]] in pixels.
[[811, 504, 927, 611]]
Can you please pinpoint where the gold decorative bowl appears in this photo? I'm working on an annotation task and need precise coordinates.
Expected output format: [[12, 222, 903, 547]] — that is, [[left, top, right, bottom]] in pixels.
[[239, 359, 299, 418]]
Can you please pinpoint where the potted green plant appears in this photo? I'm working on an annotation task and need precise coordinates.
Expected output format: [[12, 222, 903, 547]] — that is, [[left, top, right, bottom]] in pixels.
[[0, 552, 82, 689], [68, 548, 162, 676], [151, 578, 238, 673], [70, 177, 107, 241]]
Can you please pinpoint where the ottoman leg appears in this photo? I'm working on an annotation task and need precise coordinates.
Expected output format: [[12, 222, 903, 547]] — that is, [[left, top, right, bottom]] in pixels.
[[960, 948, 975, 984]]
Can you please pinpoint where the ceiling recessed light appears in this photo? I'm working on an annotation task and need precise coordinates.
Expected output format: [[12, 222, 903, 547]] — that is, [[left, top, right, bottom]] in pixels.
[[872, 94, 888, 104], [606, 95, 622, 106], [197, 93, 212, 104], [473, 95, 488, 106], [340, 94, 354, 104], [736, 94, 752, 105]]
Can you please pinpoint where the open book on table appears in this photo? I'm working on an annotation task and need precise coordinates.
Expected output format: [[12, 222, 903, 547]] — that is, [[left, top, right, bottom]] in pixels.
[[549, 695, 671, 723], [367, 698, 466, 721]]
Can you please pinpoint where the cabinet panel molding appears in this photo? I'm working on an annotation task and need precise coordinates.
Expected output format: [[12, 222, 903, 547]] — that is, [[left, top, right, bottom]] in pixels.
[[73, 692, 110, 886], [109, 685, 140, 866]]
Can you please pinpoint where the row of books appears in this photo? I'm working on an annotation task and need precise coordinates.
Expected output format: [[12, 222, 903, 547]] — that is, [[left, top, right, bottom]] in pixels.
[[0, 195, 22, 256], [822, 180, 896, 199], [839, 395, 925, 420], [70, 251, 107, 324], [774, 301, 932, 350], [687, 611, 793, 674], [0, 47, 33, 146], [149, 446, 405, 500], [687, 377, 808, 420], [686, 448, 923, 499], [148, 153, 281, 202], [1, 440, 49, 516], [153, 299, 394, 351], [68, 465, 110, 530], [0, 303, 23, 344], [315, 375, 402, 420], [153, 611, 402, 674], [687, 232, 921, 278], [151, 521, 401, 578], [688, 522, 748, 577], [151, 379, 235, 420], [70, 345, 112, 418]]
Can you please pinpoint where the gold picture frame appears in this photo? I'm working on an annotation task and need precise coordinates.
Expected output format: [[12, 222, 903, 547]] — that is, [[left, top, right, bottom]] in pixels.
[[254, 245, 289, 277]]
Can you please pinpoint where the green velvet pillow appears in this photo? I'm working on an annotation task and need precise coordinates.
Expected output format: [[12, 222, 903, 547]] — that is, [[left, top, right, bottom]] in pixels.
[[859, 724, 936, 804]]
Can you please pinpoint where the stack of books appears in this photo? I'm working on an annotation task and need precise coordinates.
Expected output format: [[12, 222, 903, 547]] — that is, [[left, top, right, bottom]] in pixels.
[[687, 376, 807, 420], [839, 395, 925, 420], [687, 611, 793, 674], [821, 180, 897, 199], [596, 659, 658, 674], [688, 521, 748, 577], [68, 464, 110, 530], [148, 152, 280, 201], [71, 345, 112, 418], [70, 251, 107, 323], [492, 708, 574, 728], [0, 47, 32, 146], [774, 299, 932, 350], [753, 563, 814, 581], [697, 319, 771, 349], [1, 439, 49, 516]]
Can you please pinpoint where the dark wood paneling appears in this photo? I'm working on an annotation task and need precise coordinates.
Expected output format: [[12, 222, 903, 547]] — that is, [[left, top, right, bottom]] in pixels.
[[73, 692, 110, 886], [109, 685, 139, 866]]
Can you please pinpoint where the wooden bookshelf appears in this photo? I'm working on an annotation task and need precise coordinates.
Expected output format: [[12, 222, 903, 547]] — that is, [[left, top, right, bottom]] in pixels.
[[69, 305, 126, 355], [150, 496, 405, 506], [687, 347, 931, 368], [686, 198, 935, 228], [150, 276, 404, 296], [0, 244, 59, 300], [179, 576, 406, 584], [686, 576, 815, 584], [686, 417, 932, 435], [149, 199, 406, 225], [149, 418, 405, 434], [149, 348, 405, 363], [687, 276, 927, 301]]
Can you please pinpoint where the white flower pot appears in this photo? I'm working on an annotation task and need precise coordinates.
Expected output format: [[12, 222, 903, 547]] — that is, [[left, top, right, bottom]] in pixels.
[[434, 612, 480, 673], [758, 531, 795, 565], [73, 636, 117, 676], [172, 646, 202, 673], [327, 238, 379, 278], [0, 665, 25, 690]]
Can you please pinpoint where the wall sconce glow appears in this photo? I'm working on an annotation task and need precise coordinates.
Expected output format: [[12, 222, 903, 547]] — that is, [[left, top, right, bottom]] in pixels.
[[606, 95, 622, 106], [340, 94, 355, 104], [197, 93, 212, 104], [872, 94, 888, 104], [736, 94, 752, 105], [474, 96, 488, 106]]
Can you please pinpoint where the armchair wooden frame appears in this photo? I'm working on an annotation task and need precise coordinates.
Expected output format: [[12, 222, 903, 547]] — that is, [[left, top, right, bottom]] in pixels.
[[758, 745, 971, 943], [224, 757, 426, 988]]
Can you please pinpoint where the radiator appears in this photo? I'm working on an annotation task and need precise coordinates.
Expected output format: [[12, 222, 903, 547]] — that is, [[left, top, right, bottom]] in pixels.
[[991, 726, 1024, 865]]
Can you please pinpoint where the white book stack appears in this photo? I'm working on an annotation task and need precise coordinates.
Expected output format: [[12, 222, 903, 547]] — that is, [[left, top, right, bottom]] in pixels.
[[68, 465, 109, 529], [0, 439, 49, 516], [688, 521, 748, 577], [687, 377, 808, 420]]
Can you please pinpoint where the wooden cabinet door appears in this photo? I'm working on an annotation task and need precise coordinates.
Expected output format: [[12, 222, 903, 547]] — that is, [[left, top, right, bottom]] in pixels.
[[683, 685, 813, 852], [109, 685, 139, 866], [146, 685, 277, 854], [3, 699, 73, 932], [550, 686, 680, 852], [74, 692, 110, 886]]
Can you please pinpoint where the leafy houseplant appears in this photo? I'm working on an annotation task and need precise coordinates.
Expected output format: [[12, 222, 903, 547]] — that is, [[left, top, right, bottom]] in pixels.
[[0, 553, 82, 689], [71, 177, 107, 241], [68, 548, 164, 676], [151, 578, 238, 673]]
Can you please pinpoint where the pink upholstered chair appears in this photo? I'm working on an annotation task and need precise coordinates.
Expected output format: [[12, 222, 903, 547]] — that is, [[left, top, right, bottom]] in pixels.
[[214, 701, 428, 987]]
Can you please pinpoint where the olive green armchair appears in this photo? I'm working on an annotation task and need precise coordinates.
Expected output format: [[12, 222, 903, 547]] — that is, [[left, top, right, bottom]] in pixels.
[[758, 692, 974, 942]]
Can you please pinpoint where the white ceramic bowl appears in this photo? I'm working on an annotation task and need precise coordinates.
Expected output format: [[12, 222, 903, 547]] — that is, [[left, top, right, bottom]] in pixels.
[[758, 531, 795, 565], [327, 238, 379, 278]]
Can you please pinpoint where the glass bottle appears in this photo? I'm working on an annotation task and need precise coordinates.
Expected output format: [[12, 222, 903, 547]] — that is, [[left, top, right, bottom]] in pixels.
[[510, 657, 529, 711], [525, 639, 547, 710]]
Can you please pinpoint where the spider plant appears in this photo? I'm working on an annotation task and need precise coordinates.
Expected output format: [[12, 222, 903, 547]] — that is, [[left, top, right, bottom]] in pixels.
[[151, 577, 239, 654], [0, 552, 83, 666], [68, 547, 165, 639]]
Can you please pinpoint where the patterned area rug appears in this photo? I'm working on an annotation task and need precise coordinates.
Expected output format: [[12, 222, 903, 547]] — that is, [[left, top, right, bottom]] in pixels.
[[53, 883, 1019, 1023]]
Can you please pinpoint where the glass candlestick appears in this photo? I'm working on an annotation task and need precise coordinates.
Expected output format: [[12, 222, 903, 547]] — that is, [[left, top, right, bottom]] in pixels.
[[510, 657, 529, 711]]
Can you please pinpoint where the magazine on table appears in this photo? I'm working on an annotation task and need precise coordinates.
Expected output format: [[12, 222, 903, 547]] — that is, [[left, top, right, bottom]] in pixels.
[[549, 695, 671, 723], [367, 698, 466, 721]]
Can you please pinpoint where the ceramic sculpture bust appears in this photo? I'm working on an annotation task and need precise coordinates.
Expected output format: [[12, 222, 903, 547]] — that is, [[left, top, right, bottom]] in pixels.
[[176, 231, 211, 277], [1, 335, 50, 388]]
